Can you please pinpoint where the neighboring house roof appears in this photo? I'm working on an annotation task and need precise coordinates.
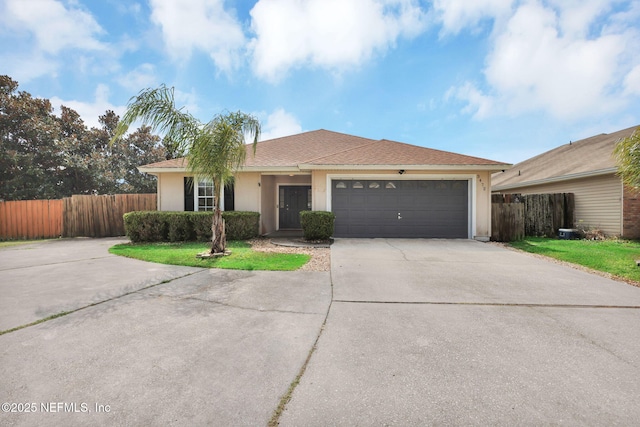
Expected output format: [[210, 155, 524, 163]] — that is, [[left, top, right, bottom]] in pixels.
[[140, 129, 510, 173], [492, 125, 639, 191]]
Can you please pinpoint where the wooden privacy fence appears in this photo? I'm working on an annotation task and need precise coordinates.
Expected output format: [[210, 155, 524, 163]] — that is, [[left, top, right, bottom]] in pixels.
[[0, 194, 156, 240], [63, 194, 156, 238], [0, 199, 63, 240], [491, 193, 575, 241], [491, 202, 524, 242]]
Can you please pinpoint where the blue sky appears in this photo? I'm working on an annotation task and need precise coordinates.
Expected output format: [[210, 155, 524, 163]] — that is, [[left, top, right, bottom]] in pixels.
[[1, 0, 639, 164]]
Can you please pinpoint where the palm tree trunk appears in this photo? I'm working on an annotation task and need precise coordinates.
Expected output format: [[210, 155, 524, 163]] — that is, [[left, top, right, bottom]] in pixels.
[[211, 207, 226, 253]]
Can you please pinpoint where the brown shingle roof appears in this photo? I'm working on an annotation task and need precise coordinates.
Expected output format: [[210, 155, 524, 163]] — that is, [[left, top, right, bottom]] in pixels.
[[140, 129, 509, 170], [303, 138, 504, 166], [244, 129, 375, 167], [492, 125, 639, 190], [140, 157, 188, 169]]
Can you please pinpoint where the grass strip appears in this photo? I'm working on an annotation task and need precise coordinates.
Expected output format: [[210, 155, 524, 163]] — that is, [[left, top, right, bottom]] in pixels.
[[510, 237, 640, 283], [109, 241, 310, 271], [0, 311, 71, 336], [0, 240, 47, 248]]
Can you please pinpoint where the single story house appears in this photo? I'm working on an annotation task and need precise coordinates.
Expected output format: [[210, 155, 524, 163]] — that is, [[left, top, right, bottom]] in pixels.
[[139, 129, 511, 240], [492, 125, 640, 239]]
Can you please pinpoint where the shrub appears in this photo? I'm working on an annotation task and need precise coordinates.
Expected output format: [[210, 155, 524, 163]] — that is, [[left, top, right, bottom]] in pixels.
[[300, 211, 335, 241], [192, 211, 260, 241], [223, 211, 260, 240], [575, 222, 607, 240], [167, 212, 195, 242], [123, 211, 260, 242], [192, 212, 214, 242], [124, 211, 168, 243]]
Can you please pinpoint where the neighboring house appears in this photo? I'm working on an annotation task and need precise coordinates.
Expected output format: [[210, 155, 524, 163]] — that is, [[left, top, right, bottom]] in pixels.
[[139, 129, 510, 240], [492, 125, 640, 239]]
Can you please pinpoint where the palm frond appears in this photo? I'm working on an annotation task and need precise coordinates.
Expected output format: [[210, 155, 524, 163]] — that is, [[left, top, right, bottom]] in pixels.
[[110, 85, 199, 150], [614, 128, 640, 188]]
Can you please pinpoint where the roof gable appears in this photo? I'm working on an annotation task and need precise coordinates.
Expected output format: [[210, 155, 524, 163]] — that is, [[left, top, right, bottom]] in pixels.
[[243, 129, 375, 167], [492, 125, 638, 189]]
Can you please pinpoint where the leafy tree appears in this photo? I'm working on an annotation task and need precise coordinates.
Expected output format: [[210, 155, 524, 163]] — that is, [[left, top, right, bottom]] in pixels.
[[0, 75, 169, 200], [89, 111, 167, 195], [614, 128, 640, 189], [112, 85, 261, 254], [0, 75, 62, 200], [57, 105, 97, 195]]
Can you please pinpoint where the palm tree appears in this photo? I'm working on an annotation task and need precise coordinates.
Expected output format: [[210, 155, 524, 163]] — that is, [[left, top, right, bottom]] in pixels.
[[614, 128, 640, 189], [111, 85, 260, 254]]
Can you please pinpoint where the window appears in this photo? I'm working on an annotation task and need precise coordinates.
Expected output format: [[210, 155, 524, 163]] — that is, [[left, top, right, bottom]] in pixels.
[[368, 182, 380, 189], [335, 181, 347, 189], [197, 179, 214, 211], [352, 181, 364, 189], [385, 182, 396, 189]]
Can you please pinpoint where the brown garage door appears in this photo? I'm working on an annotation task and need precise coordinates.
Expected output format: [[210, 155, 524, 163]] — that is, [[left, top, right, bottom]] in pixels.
[[331, 179, 468, 238]]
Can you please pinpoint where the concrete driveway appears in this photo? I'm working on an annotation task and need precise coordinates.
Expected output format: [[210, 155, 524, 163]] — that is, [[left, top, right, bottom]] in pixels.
[[0, 238, 331, 426], [280, 239, 640, 425], [0, 238, 202, 332]]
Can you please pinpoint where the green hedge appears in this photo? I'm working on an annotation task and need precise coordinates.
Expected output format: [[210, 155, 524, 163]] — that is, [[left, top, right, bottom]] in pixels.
[[300, 211, 335, 240], [124, 211, 260, 243]]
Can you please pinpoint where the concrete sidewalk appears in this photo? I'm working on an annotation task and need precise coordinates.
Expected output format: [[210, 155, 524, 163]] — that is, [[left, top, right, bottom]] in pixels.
[[280, 238, 640, 425]]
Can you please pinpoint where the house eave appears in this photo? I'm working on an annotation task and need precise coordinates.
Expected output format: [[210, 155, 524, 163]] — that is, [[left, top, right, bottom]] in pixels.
[[138, 167, 188, 174], [492, 168, 618, 192], [239, 166, 303, 173], [140, 163, 512, 175], [297, 163, 512, 171]]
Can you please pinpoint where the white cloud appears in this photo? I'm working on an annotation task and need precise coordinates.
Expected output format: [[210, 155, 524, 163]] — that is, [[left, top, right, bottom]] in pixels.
[[432, 0, 514, 35], [624, 65, 640, 95], [174, 88, 200, 116], [249, 0, 428, 82], [1, 52, 61, 82], [117, 63, 159, 92], [50, 84, 126, 130], [259, 108, 303, 141], [447, 1, 640, 121], [0, 0, 109, 81], [546, 0, 613, 38], [149, 0, 246, 72], [446, 82, 494, 120], [1, 0, 106, 54]]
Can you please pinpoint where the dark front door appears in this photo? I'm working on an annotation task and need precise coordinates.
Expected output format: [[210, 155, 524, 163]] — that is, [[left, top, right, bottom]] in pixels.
[[279, 186, 311, 229]]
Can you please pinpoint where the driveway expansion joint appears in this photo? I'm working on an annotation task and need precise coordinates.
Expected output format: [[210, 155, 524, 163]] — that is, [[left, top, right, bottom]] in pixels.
[[0, 269, 205, 335], [332, 300, 640, 309]]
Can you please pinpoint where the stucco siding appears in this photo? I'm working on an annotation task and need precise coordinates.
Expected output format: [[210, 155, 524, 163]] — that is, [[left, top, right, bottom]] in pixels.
[[158, 173, 186, 211], [495, 174, 622, 236], [260, 175, 276, 234], [234, 172, 261, 212]]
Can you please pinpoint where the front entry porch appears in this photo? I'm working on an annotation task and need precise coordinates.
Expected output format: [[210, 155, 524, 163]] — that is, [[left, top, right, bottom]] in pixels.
[[278, 185, 311, 229], [258, 174, 312, 235]]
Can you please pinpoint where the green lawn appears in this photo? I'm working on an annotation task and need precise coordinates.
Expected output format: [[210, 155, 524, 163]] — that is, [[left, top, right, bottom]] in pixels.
[[109, 241, 310, 271], [510, 237, 640, 283]]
